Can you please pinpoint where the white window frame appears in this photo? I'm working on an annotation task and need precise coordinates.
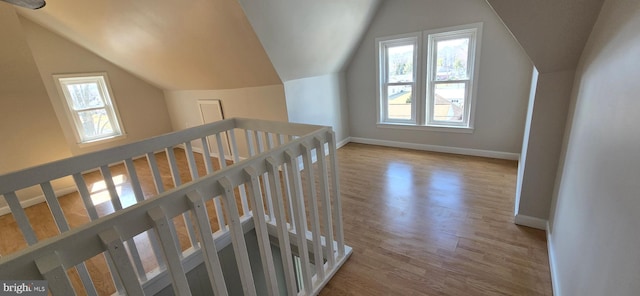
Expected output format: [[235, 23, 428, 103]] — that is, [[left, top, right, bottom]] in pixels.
[[53, 73, 125, 144], [376, 23, 482, 132], [376, 32, 421, 124]]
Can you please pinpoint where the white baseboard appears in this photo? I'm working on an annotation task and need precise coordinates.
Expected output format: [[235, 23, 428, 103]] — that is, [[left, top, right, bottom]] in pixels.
[[547, 221, 561, 296], [0, 186, 78, 216], [337, 137, 351, 149], [514, 214, 547, 230], [349, 137, 519, 160]]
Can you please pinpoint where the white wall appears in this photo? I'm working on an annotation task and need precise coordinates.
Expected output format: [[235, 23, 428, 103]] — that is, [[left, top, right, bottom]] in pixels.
[[284, 73, 350, 143], [514, 68, 539, 213], [548, 0, 640, 295], [347, 0, 532, 154], [516, 70, 574, 222]]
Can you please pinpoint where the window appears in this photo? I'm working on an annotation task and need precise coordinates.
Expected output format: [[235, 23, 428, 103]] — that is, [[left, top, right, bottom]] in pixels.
[[376, 23, 482, 131], [377, 33, 420, 124], [54, 73, 124, 143]]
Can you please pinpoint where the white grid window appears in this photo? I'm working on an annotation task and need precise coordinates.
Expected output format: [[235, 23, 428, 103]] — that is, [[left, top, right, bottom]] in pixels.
[[55, 74, 124, 143], [377, 33, 420, 124], [376, 23, 482, 131]]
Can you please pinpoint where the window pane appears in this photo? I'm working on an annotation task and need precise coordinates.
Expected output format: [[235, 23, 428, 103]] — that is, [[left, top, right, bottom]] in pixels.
[[66, 82, 105, 110], [433, 83, 465, 122], [387, 85, 412, 120], [435, 38, 469, 81], [387, 45, 414, 83], [78, 109, 115, 139]]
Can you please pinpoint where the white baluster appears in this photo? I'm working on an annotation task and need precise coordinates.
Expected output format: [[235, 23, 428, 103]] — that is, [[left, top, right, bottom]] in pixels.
[[35, 252, 76, 296], [266, 158, 298, 296], [245, 167, 280, 296], [301, 143, 325, 281], [99, 228, 145, 296], [327, 131, 345, 257], [187, 191, 229, 296], [219, 178, 257, 296], [314, 137, 335, 268], [200, 138, 226, 231], [148, 207, 192, 296], [284, 150, 313, 294]]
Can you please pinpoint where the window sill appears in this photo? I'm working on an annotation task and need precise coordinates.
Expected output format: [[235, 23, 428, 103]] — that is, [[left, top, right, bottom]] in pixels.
[[77, 134, 127, 148], [377, 123, 474, 134]]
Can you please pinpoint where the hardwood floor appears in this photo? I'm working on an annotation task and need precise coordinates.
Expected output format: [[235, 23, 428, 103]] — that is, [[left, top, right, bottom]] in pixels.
[[0, 148, 228, 295], [0, 143, 552, 295], [320, 143, 552, 296]]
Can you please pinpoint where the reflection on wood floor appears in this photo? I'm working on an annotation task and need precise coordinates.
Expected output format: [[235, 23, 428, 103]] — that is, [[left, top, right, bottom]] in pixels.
[[0, 148, 229, 295], [319, 143, 552, 296], [0, 143, 552, 295]]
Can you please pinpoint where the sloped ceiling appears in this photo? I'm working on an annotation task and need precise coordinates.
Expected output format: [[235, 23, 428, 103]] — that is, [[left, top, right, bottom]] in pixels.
[[15, 0, 601, 89], [487, 0, 604, 73], [238, 0, 381, 82], [17, 0, 281, 90]]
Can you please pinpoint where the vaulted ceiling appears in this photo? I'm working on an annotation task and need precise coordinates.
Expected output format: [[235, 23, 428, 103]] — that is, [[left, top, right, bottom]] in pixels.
[[17, 0, 381, 90], [14, 0, 604, 90], [487, 0, 605, 73], [238, 0, 381, 82], [18, 0, 281, 90]]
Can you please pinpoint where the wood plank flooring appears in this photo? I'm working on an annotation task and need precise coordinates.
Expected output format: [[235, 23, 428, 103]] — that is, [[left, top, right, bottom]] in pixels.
[[319, 143, 552, 296], [0, 143, 552, 295], [0, 148, 229, 295]]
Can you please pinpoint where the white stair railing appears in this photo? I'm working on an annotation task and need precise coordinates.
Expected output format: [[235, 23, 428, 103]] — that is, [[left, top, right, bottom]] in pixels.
[[0, 118, 352, 295]]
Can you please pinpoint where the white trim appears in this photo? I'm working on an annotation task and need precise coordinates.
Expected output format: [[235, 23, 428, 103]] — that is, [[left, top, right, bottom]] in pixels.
[[547, 221, 561, 296], [377, 123, 474, 133], [53, 72, 125, 144], [349, 137, 519, 160], [0, 186, 77, 216], [424, 23, 482, 129], [311, 245, 353, 295], [77, 133, 127, 148], [514, 214, 547, 230], [336, 137, 351, 149], [375, 23, 483, 130], [375, 32, 422, 125]]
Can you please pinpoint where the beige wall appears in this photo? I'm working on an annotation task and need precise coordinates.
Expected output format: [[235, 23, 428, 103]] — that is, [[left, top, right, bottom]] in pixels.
[[548, 0, 640, 294], [0, 8, 173, 209], [164, 85, 288, 157], [346, 0, 532, 154], [21, 17, 173, 155], [0, 4, 71, 175]]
